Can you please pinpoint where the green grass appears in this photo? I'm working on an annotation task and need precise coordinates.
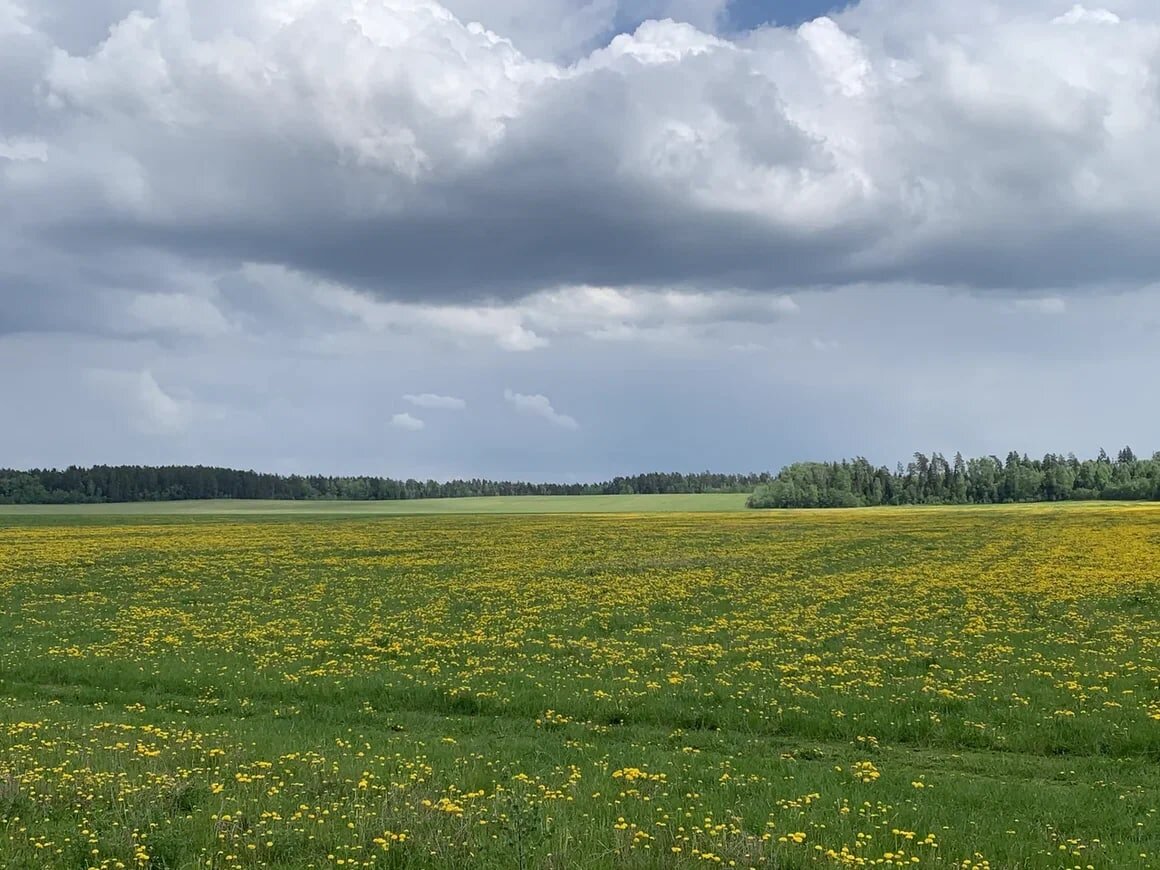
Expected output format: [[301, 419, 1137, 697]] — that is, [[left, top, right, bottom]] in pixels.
[[1, 505, 1157, 869], [0, 492, 749, 517]]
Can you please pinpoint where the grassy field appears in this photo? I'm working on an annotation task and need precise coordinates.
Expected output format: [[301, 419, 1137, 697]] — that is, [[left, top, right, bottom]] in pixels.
[[1, 504, 1157, 869], [0, 493, 749, 517]]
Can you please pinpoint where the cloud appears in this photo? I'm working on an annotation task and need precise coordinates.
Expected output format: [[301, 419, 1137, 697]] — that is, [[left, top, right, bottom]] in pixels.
[[390, 412, 426, 431], [440, 0, 730, 61], [0, 0, 32, 38], [6, 283, 1160, 477], [404, 393, 467, 410], [0, 137, 47, 161], [318, 284, 548, 352], [1053, 5, 1120, 25], [5, 1, 1160, 481], [124, 292, 234, 337], [134, 369, 191, 433], [3, 0, 1160, 328], [294, 263, 797, 350], [87, 368, 193, 434], [504, 389, 579, 430], [521, 286, 798, 341]]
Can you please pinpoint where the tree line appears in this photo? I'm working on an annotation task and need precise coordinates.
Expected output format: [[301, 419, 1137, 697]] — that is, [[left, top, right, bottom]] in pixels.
[[0, 465, 771, 504], [747, 448, 1160, 508], [5, 449, 1160, 507]]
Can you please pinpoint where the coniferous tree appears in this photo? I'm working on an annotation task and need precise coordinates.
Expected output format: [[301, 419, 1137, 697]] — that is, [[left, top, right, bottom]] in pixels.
[[747, 447, 1160, 508]]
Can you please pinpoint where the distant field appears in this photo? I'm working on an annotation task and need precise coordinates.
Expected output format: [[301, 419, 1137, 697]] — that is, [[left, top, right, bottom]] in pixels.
[[0, 492, 749, 517], [1, 504, 1158, 868]]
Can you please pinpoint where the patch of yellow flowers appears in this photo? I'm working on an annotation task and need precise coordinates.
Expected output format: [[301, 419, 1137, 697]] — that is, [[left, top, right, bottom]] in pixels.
[[0, 504, 1157, 867]]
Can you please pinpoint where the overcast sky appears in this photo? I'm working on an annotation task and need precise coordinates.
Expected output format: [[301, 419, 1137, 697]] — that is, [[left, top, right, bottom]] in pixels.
[[3, 0, 1160, 480]]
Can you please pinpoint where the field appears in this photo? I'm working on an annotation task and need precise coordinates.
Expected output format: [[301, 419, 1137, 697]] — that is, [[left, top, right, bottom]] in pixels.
[[0, 494, 749, 517], [1, 504, 1157, 869]]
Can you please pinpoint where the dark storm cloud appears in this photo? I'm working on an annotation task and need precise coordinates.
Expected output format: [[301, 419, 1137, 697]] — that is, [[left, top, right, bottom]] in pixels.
[[3, 0, 1160, 325], [53, 179, 862, 301]]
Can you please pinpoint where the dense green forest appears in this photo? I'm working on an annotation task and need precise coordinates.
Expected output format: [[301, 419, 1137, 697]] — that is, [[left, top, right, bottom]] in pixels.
[[747, 448, 1160, 508], [4, 449, 1160, 506], [0, 466, 768, 504]]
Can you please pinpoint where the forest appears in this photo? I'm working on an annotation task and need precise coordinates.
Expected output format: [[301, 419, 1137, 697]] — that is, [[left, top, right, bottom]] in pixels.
[[4, 449, 1160, 506], [746, 448, 1160, 508], [0, 466, 768, 504]]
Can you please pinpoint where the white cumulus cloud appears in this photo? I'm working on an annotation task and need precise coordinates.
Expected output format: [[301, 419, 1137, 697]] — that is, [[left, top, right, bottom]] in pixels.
[[5, 0, 1160, 314], [504, 389, 579, 430], [86, 368, 193, 435], [124, 292, 234, 337], [404, 393, 467, 410], [0, 137, 47, 162], [390, 412, 426, 431], [286, 264, 798, 350], [1053, 5, 1120, 25], [0, 0, 32, 38], [316, 283, 548, 352]]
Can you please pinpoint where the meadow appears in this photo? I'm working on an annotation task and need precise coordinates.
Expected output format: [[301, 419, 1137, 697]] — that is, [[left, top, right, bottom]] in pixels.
[[0, 493, 748, 517], [0, 504, 1157, 869]]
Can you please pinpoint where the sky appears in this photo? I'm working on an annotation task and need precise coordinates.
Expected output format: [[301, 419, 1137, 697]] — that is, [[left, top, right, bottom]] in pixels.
[[3, 0, 1160, 481]]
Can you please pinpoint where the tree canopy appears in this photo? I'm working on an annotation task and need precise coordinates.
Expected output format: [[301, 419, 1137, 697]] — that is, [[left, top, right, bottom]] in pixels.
[[0, 466, 769, 505], [5, 449, 1160, 507], [747, 449, 1160, 508]]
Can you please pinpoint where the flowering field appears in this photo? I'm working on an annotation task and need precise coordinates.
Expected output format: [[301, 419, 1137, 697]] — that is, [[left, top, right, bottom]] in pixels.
[[1, 505, 1157, 869]]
